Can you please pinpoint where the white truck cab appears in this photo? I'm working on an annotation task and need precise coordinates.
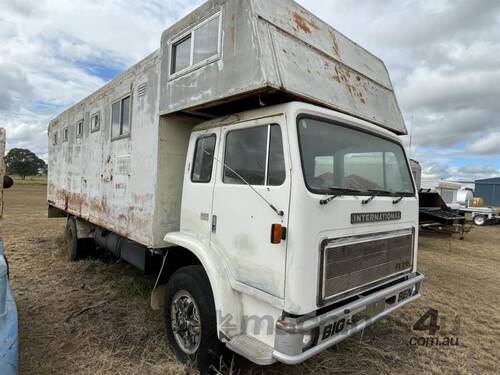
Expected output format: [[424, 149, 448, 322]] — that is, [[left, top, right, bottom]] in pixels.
[[47, 0, 423, 370], [167, 102, 422, 365]]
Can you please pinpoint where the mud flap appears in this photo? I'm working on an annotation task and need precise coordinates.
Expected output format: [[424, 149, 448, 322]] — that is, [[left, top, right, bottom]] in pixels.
[[150, 252, 168, 310]]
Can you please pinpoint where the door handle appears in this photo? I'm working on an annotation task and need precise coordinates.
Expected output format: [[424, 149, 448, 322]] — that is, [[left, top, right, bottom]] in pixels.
[[211, 215, 217, 233]]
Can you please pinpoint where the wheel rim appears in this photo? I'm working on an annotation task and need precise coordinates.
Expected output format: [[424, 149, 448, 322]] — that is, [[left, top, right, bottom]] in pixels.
[[475, 216, 485, 225], [171, 290, 202, 355]]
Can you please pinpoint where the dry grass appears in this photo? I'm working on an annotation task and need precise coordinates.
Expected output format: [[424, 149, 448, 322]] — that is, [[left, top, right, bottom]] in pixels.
[[9, 175, 48, 185], [1, 184, 499, 374]]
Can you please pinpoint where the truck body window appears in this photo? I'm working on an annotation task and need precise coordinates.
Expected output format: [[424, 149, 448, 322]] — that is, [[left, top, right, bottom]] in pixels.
[[170, 13, 221, 75], [172, 36, 191, 74], [224, 124, 285, 186], [193, 16, 219, 65], [267, 125, 285, 186], [191, 135, 216, 183], [111, 95, 131, 139], [90, 112, 100, 132], [76, 119, 83, 138]]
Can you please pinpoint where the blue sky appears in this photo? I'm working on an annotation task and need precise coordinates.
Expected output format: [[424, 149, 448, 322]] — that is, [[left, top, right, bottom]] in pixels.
[[0, 0, 499, 181]]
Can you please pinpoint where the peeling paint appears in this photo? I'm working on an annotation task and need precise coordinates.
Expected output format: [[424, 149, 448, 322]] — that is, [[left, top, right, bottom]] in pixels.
[[329, 30, 340, 57], [292, 11, 319, 34]]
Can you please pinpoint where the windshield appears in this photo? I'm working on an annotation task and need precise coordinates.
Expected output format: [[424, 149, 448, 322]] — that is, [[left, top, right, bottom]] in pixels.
[[297, 116, 415, 196]]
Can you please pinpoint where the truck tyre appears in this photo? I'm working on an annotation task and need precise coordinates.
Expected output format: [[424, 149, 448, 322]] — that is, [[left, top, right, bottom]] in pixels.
[[65, 217, 91, 261], [164, 265, 222, 373], [473, 215, 486, 226]]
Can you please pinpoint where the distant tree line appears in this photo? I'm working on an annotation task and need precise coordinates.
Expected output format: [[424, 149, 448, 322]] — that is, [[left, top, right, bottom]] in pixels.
[[5, 148, 47, 179]]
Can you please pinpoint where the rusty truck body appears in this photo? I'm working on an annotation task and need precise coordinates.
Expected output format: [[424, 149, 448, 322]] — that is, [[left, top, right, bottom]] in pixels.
[[47, 0, 423, 370]]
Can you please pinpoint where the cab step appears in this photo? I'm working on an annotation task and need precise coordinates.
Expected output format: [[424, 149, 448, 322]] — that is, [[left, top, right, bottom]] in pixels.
[[226, 334, 275, 365]]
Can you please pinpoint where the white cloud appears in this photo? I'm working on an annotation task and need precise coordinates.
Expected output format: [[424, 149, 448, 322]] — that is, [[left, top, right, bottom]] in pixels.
[[468, 132, 500, 155]]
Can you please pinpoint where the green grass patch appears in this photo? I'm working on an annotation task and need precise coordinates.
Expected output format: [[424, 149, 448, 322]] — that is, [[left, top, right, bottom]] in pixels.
[[108, 272, 154, 299]]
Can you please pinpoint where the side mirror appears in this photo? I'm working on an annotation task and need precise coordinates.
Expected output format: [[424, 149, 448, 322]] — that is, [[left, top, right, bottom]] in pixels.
[[3, 175, 13, 189]]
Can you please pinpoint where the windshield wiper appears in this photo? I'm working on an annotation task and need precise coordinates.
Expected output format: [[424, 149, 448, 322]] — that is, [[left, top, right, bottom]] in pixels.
[[392, 191, 414, 204], [362, 189, 393, 204], [320, 187, 361, 206], [392, 195, 404, 204]]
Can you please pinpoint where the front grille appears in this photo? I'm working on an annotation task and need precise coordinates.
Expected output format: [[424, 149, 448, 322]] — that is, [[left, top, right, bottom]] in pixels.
[[320, 229, 413, 303]]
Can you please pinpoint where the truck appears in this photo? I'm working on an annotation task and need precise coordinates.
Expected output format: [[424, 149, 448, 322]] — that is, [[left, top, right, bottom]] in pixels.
[[47, 0, 423, 371]]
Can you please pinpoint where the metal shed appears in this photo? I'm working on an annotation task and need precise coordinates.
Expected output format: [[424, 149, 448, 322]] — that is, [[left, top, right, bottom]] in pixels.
[[475, 177, 500, 207]]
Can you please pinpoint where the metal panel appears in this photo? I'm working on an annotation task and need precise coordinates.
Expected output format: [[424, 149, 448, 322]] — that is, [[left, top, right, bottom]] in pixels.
[[252, 0, 393, 90], [321, 230, 413, 302], [159, 0, 270, 116], [159, 0, 406, 134], [47, 51, 165, 248], [475, 180, 500, 207]]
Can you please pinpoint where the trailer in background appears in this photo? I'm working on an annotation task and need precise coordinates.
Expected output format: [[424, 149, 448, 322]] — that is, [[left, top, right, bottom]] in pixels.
[[418, 190, 469, 239]]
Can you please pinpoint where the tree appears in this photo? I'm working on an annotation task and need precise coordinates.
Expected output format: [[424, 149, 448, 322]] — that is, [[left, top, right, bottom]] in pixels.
[[5, 148, 47, 179]]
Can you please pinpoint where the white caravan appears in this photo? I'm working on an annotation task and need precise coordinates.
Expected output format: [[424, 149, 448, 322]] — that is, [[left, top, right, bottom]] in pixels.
[[47, 0, 423, 370]]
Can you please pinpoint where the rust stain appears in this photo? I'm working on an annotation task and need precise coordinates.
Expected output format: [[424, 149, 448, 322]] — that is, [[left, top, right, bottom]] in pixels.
[[332, 64, 368, 105], [230, 14, 236, 47], [330, 30, 340, 57], [292, 11, 319, 34]]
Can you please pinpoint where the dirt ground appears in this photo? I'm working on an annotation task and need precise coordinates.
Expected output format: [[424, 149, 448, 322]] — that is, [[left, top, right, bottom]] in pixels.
[[0, 184, 499, 375]]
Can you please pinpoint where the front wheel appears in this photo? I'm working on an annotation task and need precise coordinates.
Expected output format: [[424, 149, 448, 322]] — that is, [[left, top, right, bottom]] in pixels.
[[473, 215, 486, 226], [164, 265, 223, 373]]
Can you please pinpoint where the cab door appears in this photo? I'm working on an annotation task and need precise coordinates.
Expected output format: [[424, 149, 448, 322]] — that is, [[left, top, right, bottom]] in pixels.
[[211, 115, 290, 298], [180, 129, 220, 245]]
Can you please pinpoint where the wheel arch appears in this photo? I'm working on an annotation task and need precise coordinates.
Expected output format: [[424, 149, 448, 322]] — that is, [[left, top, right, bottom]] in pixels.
[[151, 232, 243, 339]]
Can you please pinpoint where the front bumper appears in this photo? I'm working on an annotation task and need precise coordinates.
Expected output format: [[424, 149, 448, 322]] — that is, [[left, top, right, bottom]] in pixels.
[[273, 272, 424, 365]]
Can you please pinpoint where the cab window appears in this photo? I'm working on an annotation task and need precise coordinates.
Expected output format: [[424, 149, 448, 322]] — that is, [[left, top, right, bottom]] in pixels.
[[223, 124, 285, 186], [191, 135, 216, 183]]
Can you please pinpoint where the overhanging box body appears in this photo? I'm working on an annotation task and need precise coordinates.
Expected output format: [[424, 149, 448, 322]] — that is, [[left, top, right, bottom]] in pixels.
[[160, 0, 406, 134], [48, 0, 405, 249]]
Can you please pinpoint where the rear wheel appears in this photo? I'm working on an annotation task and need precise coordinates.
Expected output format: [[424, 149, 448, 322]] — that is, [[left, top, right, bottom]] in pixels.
[[65, 217, 93, 261], [164, 265, 223, 373], [473, 215, 486, 226]]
